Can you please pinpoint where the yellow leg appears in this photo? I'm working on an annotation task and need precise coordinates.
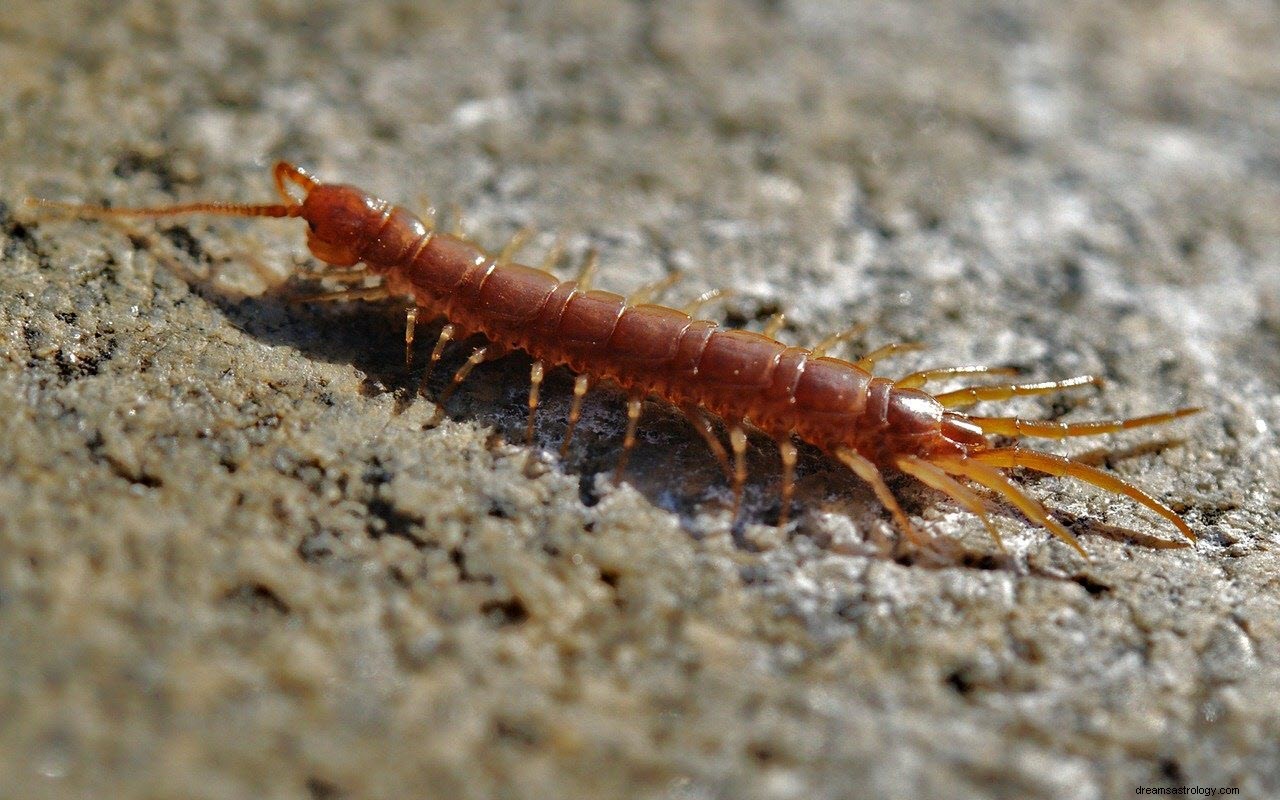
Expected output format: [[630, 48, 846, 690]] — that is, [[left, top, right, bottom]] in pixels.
[[761, 312, 787, 339], [526, 361, 545, 445], [809, 323, 867, 359], [682, 405, 732, 480], [628, 271, 684, 306], [934, 455, 1088, 558], [833, 448, 930, 548], [437, 346, 490, 406], [404, 307, 418, 367], [425, 323, 457, 383], [895, 455, 1004, 551], [681, 288, 733, 316], [931, 375, 1102, 408], [497, 226, 536, 265], [614, 395, 645, 480], [574, 249, 600, 292], [969, 448, 1195, 544], [894, 365, 1019, 390], [560, 374, 591, 457], [854, 342, 925, 372], [966, 407, 1199, 439], [293, 285, 390, 304], [776, 437, 798, 528], [729, 423, 749, 519]]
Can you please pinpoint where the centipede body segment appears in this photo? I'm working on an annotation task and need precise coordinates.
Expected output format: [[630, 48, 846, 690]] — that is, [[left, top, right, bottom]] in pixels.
[[28, 161, 1201, 559]]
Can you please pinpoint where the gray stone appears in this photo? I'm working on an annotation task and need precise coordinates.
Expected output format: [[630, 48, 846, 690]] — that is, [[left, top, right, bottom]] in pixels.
[[2, 1, 1278, 798]]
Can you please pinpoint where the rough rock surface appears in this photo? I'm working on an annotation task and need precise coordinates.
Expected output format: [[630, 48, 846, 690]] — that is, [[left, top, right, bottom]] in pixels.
[[2, 2, 1278, 798]]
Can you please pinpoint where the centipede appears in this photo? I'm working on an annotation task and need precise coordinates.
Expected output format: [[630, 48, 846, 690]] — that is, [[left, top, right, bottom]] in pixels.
[[28, 161, 1200, 559]]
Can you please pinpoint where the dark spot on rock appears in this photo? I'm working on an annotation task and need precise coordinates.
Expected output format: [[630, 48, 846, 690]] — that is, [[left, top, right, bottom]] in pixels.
[[222, 583, 290, 615], [1072, 574, 1111, 596], [480, 596, 529, 625]]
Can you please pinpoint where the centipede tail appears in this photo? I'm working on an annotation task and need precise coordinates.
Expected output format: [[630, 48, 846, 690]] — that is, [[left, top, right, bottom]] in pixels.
[[29, 161, 1200, 560]]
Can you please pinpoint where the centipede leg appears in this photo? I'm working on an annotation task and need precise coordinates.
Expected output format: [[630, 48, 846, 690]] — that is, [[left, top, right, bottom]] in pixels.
[[809, 323, 867, 358], [497, 226, 535, 265], [539, 235, 566, 272], [729, 423, 749, 519], [966, 407, 1200, 439], [526, 361, 545, 445], [931, 375, 1102, 408], [436, 346, 490, 408], [854, 342, 926, 373], [404, 307, 419, 368], [834, 448, 930, 548], [424, 323, 457, 384], [681, 405, 732, 480], [293, 285, 391, 304], [761, 312, 787, 339], [934, 456, 1088, 558], [895, 455, 1004, 551], [560, 374, 591, 457], [574, 249, 600, 292], [614, 395, 645, 480], [681, 288, 733, 316], [776, 437, 798, 528], [894, 365, 1020, 390], [969, 448, 1195, 544], [628, 271, 683, 306]]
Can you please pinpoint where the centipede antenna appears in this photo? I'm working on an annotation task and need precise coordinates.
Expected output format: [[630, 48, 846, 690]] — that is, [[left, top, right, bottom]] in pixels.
[[26, 197, 299, 220]]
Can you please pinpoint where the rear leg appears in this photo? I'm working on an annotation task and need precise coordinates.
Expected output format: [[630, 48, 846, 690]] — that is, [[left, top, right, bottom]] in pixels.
[[969, 448, 1195, 544], [931, 375, 1102, 408], [966, 407, 1199, 439], [894, 364, 1019, 390], [895, 455, 1005, 552], [933, 455, 1088, 558]]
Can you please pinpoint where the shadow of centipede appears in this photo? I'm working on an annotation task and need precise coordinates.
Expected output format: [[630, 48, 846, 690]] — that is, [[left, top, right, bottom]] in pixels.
[[212, 288, 1190, 581]]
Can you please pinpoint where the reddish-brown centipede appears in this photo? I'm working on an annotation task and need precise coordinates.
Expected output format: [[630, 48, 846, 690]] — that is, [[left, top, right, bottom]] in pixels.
[[29, 161, 1200, 559]]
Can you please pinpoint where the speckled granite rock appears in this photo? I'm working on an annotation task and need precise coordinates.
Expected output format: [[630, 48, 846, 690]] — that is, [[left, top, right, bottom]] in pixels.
[[2, 2, 1278, 798]]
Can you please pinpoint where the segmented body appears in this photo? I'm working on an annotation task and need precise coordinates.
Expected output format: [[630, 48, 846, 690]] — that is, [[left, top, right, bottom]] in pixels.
[[31, 161, 1201, 559]]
